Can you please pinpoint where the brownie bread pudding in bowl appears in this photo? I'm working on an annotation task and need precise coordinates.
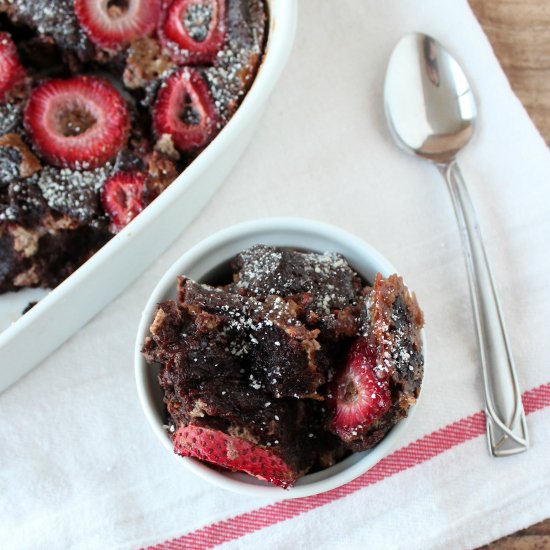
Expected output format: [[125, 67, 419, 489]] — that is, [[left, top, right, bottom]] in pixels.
[[135, 218, 426, 497], [0, 0, 267, 294]]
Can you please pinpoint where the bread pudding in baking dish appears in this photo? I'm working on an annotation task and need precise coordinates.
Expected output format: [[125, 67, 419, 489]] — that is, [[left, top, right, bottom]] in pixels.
[[0, 0, 267, 293]]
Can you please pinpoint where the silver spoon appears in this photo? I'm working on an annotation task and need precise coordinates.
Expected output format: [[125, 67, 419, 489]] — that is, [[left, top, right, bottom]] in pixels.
[[384, 32, 528, 457]]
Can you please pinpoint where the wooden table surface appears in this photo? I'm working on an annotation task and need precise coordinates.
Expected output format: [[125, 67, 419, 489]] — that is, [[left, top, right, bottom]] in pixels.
[[468, 1, 549, 547], [470, 0, 550, 145]]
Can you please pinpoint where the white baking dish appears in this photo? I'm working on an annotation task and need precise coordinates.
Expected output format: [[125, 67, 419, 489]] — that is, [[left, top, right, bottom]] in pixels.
[[0, 0, 298, 392]]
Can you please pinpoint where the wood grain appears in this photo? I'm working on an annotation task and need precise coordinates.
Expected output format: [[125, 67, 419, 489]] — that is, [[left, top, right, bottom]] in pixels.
[[479, 518, 550, 549], [469, 0, 550, 145], [467, 1, 549, 546]]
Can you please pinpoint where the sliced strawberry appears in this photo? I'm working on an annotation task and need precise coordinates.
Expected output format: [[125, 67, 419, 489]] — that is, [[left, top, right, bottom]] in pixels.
[[75, 0, 161, 51], [160, 0, 226, 64], [173, 425, 298, 489], [328, 338, 391, 444], [152, 67, 218, 153], [0, 32, 26, 102], [101, 171, 146, 232], [24, 76, 130, 169]]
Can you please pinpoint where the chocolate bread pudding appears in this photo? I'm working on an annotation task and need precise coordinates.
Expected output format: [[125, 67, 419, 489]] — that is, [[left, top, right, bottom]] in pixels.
[[0, 0, 267, 294], [142, 246, 425, 488]]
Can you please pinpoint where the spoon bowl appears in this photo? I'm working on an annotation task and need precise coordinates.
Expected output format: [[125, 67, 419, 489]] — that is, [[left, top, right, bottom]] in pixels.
[[384, 33, 476, 163]]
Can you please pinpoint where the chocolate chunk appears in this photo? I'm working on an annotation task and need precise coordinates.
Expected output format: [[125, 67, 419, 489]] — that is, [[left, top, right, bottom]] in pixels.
[[0, 133, 41, 183], [0, 145, 21, 186]]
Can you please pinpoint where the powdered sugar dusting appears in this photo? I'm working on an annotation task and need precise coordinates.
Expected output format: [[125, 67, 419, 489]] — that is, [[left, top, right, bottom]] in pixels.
[[183, 3, 214, 43], [37, 165, 109, 223], [0, 146, 21, 184], [6, 0, 91, 56], [234, 246, 361, 316], [0, 102, 22, 136], [204, 0, 266, 122]]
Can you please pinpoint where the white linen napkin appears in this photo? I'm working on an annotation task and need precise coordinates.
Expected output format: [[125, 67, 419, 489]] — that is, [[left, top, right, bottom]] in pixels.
[[1, 0, 550, 548]]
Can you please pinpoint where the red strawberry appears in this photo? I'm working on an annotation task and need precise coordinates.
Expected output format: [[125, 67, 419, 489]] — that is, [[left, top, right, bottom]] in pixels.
[[173, 425, 298, 489], [74, 0, 161, 51], [0, 32, 26, 102], [152, 67, 218, 153], [24, 76, 130, 169], [160, 0, 226, 64], [328, 338, 391, 444], [101, 171, 146, 232]]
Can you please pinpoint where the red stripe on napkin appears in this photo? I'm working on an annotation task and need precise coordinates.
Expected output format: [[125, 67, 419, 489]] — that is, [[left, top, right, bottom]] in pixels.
[[149, 382, 550, 550]]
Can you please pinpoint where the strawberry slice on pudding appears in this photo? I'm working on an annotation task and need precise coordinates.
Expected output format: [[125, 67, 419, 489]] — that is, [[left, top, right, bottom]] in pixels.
[[24, 76, 130, 170], [173, 424, 299, 489], [160, 0, 226, 64], [101, 171, 146, 232], [153, 67, 219, 153], [0, 32, 26, 102], [75, 0, 161, 51], [328, 338, 392, 446]]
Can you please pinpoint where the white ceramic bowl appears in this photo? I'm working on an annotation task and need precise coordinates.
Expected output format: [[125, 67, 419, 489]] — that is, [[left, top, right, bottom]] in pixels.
[[0, 0, 297, 392], [135, 218, 426, 498]]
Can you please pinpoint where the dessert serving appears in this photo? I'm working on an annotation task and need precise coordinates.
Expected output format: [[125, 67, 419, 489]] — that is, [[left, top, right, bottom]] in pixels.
[[0, 0, 267, 295], [142, 245, 424, 489]]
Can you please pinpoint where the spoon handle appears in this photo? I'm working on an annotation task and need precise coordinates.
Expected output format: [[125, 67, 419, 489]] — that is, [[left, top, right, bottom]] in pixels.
[[441, 161, 528, 457]]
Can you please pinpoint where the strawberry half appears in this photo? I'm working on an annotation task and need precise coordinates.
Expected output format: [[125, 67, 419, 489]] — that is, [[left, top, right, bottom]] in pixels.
[[152, 67, 218, 153], [74, 0, 161, 51], [0, 32, 25, 102], [24, 76, 130, 169], [160, 0, 226, 64], [173, 425, 298, 489], [101, 171, 146, 232], [328, 338, 391, 444]]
